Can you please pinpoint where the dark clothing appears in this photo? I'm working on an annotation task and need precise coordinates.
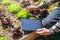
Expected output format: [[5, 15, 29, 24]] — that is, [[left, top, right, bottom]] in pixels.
[[43, 8, 60, 28], [23, 0, 60, 40], [39, 0, 60, 9], [39, 0, 60, 29], [23, 8, 60, 40]]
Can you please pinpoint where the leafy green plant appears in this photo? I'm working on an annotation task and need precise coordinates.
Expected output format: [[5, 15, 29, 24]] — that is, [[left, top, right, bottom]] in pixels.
[[17, 9, 30, 19], [41, 0, 45, 2], [2, 0, 11, 5], [0, 37, 7, 40], [33, 0, 38, 2], [29, 17, 37, 20], [7, 4, 21, 13], [39, 0, 45, 6], [49, 6, 57, 12]]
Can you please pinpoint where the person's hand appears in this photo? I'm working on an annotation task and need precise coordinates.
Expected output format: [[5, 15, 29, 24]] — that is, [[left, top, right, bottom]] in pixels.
[[26, 5, 40, 12], [36, 28, 51, 37]]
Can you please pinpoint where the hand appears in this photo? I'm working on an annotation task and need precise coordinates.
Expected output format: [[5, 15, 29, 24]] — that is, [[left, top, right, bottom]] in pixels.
[[26, 5, 40, 12], [36, 28, 51, 37]]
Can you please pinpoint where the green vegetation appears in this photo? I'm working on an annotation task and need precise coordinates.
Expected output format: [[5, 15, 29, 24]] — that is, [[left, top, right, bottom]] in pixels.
[[29, 17, 37, 20], [7, 4, 21, 13], [17, 9, 30, 19], [49, 6, 57, 12], [0, 37, 7, 40], [39, 0, 45, 6], [2, 0, 11, 5], [33, 0, 38, 2]]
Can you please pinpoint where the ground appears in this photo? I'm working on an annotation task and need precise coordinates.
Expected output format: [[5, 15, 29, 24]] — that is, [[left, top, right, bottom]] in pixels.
[[0, 0, 58, 40], [0, 0, 22, 40]]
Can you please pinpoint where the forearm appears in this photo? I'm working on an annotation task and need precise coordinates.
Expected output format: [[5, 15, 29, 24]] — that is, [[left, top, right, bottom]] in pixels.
[[39, 0, 58, 9]]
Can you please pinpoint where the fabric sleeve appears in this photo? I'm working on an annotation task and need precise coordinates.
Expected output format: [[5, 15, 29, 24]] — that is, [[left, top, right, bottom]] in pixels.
[[49, 22, 60, 33], [39, 0, 58, 9]]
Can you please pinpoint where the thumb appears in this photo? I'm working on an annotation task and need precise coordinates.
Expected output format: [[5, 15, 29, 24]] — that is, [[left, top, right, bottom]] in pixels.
[[36, 31, 44, 34]]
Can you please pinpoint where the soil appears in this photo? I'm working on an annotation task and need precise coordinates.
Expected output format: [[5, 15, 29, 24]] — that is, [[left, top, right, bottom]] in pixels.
[[0, 0, 58, 40], [0, 0, 22, 40]]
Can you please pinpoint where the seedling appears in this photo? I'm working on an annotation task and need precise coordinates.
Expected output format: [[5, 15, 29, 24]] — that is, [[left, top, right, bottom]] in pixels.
[[2, 0, 11, 5], [7, 4, 21, 13], [17, 9, 30, 19]]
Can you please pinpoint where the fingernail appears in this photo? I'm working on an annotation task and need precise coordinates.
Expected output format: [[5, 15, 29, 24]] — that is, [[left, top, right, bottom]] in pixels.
[[37, 29, 42, 31], [36, 31, 44, 33]]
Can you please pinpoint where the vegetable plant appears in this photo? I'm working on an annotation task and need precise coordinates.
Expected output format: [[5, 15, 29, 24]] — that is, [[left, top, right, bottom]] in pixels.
[[0, 37, 7, 40], [17, 9, 30, 19], [2, 0, 11, 5], [33, 0, 38, 2], [49, 6, 57, 12], [29, 17, 37, 20], [7, 4, 21, 13]]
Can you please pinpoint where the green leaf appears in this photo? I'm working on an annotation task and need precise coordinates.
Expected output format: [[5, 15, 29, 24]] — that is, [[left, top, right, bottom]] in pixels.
[[7, 4, 21, 13], [33, 0, 38, 2], [49, 6, 57, 12], [17, 9, 30, 19], [29, 17, 37, 20], [0, 37, 7, 40], [2, 0, 11, 5]]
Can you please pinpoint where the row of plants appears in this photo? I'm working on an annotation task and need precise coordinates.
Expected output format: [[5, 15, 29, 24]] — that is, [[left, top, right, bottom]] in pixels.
[[2, 0, 57, 19], [2, 0, 11, 5], [2, 0, 32, 19]]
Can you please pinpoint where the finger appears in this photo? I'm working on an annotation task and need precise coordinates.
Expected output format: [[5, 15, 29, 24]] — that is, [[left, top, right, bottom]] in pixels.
[[36, 31, 44, 33], [44, 30, 50, 32], [36, 29, 43, 32], [41, 28, 50, 32], [37, 29, 43, 31], [40, 32, 51, 35]]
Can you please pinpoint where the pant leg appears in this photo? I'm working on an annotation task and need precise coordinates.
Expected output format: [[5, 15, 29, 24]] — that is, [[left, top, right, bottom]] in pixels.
[[44, 32, 60, 40], [43, 8, 60, 28], [23, 8, 60, 40]]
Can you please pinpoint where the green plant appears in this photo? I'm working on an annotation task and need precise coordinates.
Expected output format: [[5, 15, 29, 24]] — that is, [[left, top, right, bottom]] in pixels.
[[7, 4, 21, 13], [49, 6, 57, 12], [0, 37, 7, 40], [2, 0, 11, 5], [17, 9, 30, 19], [39, 0, 45, 6], [33, 0, 38, 2], [29, 17, 37, 20]]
